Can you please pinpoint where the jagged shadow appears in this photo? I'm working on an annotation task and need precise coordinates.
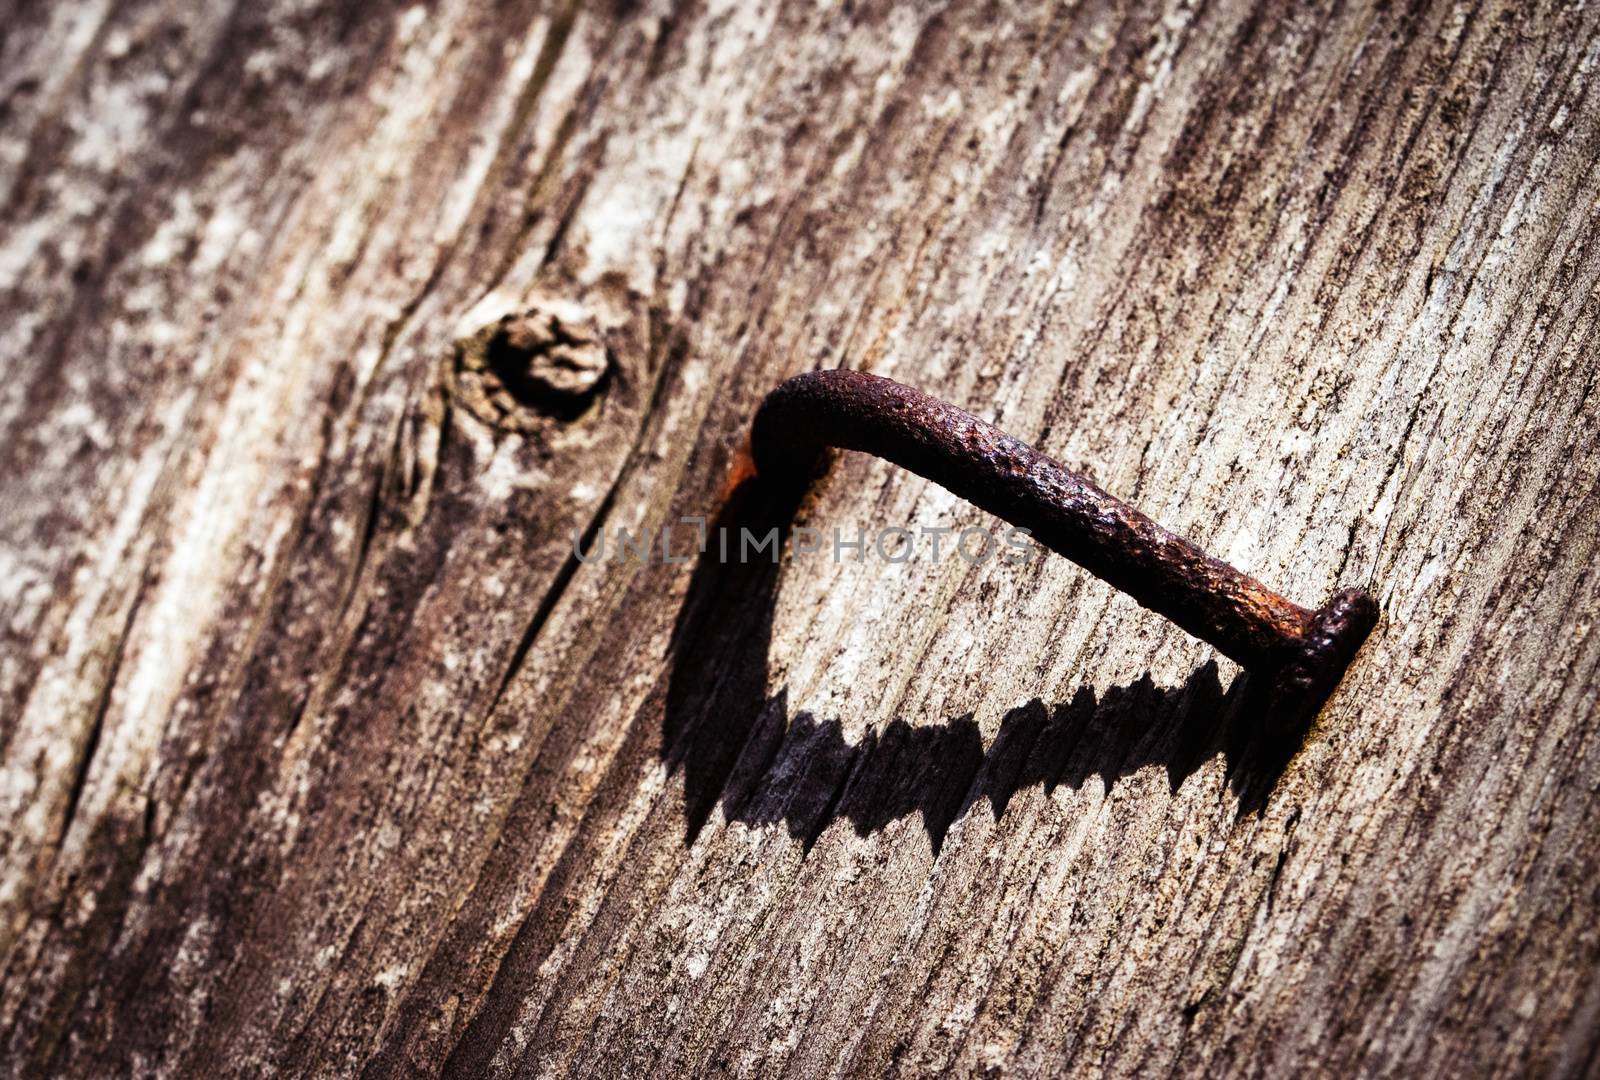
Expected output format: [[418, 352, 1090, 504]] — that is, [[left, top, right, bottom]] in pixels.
[[662, 476, 1307, 853]]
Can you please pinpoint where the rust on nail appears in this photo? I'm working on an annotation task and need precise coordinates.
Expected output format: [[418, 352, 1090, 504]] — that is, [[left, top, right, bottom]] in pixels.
[[750, 369, 1377, 720]]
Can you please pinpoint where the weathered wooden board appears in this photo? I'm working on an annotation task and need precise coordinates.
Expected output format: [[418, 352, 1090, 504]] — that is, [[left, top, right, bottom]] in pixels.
[[2, 0, 1598, 1075]]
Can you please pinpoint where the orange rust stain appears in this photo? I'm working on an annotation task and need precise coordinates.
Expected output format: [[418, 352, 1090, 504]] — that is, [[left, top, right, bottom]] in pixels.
[[721, 436, 759, 503]]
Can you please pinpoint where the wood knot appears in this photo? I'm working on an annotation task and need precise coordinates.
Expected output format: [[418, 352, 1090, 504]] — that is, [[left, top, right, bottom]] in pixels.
[[452, 303, 611, 432]]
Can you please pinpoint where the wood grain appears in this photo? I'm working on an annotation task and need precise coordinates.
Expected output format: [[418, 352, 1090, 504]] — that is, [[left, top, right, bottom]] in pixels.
[[2, 0, 1598, 1075]]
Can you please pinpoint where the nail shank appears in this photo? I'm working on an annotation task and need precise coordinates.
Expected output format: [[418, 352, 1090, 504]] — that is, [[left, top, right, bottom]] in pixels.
[[751, 369, 1325, 671]]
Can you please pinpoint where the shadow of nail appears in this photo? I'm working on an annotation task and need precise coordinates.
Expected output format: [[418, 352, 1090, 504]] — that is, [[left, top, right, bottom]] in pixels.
[[662, 475, 1303, 853]]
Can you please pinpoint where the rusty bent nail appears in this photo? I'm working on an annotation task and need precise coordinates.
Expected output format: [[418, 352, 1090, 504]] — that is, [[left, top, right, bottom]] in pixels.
[[750, 369, 1377, 723]]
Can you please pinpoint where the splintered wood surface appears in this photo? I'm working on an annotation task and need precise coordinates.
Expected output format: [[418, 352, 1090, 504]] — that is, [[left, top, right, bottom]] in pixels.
[[3, 1, 1598, 1076]]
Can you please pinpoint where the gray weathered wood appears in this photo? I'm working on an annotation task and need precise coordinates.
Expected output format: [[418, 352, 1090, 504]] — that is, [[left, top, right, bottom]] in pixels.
[[2, 0, 1599, 1075]]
